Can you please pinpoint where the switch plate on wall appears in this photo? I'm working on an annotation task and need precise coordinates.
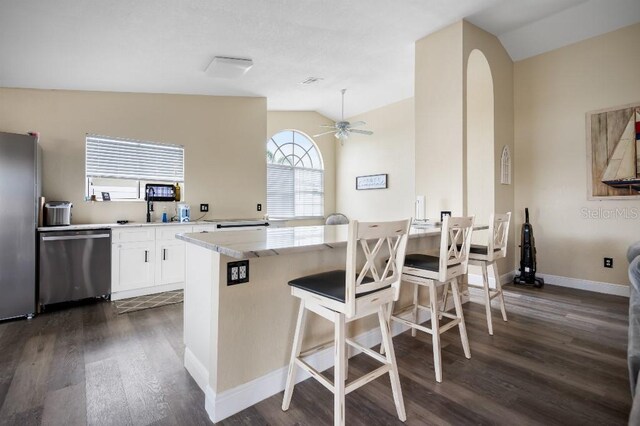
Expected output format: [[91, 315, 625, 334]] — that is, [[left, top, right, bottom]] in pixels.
[[227, 260, 249, 285]]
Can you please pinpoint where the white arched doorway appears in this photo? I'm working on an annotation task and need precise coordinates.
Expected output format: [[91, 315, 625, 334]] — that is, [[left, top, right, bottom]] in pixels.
[[466, 49, 495, 230]]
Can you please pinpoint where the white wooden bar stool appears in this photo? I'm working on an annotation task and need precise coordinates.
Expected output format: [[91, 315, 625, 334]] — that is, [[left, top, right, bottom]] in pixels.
[[282, 219, 411, 426], [387, 216, 474, 383], [464, 212, 511, 335]]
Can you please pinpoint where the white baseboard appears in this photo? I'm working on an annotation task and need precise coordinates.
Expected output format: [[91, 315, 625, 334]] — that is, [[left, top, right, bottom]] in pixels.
[[536, 272, 629, 297], [203, 309, 432, 423], [110, 282, 183, 301], [184, 347, 209, 391], [467, 270, 516, 290]]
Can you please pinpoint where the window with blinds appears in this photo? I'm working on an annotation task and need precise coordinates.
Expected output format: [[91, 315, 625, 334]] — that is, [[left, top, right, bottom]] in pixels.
[[266, 130, 324, 218], [85, 135, 184, 201]]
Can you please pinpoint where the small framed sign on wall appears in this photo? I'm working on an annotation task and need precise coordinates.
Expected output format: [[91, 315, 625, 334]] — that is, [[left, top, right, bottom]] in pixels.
[[356, 174, 388, 190]]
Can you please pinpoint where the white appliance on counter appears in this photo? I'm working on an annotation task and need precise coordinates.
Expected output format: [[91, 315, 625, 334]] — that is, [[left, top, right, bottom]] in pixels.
[[177, 203, 190, 222]]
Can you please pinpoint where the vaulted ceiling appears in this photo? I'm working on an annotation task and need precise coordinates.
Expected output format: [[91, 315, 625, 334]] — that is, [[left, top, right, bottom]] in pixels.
[[0, 0, 638, 120]]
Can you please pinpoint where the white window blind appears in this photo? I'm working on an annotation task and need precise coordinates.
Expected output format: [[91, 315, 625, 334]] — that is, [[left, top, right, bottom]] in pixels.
[[266, 130, 324, 218], [86, 135, 184, 182]]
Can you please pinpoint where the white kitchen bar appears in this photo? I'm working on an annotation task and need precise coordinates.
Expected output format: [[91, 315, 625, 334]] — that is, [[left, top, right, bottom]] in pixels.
[[177, 223, 486, 423]]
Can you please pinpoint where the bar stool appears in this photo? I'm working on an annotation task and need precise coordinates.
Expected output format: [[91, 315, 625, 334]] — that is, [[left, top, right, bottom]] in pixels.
[[465, 212, 511, 335], [282, 219, 411, 426], [387, 216, 474, 383]]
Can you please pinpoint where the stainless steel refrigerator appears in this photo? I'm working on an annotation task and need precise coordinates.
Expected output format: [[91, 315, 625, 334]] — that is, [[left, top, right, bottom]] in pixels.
[[0, 131, 40, 320]]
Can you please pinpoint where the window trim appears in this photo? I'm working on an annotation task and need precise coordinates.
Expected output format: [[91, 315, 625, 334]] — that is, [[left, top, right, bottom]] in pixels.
[[266, 129, 325, 219], [85, 134, 184, 202]]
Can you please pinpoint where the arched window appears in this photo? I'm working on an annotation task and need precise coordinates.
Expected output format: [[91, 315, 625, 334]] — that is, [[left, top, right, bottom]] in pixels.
[[267, 130, 324, 218]]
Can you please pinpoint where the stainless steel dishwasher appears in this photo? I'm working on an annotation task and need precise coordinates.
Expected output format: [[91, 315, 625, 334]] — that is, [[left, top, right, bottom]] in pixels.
[[39, 229, 111, 308]]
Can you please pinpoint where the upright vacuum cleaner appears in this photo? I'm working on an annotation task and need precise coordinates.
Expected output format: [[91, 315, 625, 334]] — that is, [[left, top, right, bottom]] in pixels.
[[514, 208, 544, 288]]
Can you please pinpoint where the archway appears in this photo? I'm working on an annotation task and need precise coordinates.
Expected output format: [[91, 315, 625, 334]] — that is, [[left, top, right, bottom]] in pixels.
[[466, 49, 495, 233]]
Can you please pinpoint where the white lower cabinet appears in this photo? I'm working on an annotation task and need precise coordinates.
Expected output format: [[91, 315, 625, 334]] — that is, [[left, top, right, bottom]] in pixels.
[[111, 225, 193, 300], [112, 241, 155, 292], [156, 240, 185, 286]]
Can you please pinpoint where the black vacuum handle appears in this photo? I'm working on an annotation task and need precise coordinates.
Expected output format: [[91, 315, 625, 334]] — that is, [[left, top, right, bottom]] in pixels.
[[525, 208, 529, 224]]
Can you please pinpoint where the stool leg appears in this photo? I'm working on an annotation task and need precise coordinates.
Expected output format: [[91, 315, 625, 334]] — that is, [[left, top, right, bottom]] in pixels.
[[451, 278, 471, 359], [334, 312, 346, 426], [493, 262, 508, 322], [282, 301, 307, 411], [428, 281, 442, 383], [378, 305, 406, 421], [411, 282, 419, 337], [380, 300, 394, 355], [439, 282, 449, 320], [481, 261, 494, 335]]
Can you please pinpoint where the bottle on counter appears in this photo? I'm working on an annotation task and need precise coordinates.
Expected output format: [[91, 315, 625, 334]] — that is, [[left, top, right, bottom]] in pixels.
[[175, 183, 181, 202], [162, 207, 168, 223]]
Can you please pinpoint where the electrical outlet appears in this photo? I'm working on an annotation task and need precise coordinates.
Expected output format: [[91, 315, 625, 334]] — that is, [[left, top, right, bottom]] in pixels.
[[604, 257, 613, 268], [227, 260, 249, 285], [257, 203, 262, 211], [200, 203, 209, 212]]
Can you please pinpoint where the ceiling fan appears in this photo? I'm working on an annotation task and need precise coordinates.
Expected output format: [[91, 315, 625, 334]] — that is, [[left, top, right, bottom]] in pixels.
[[314, 89, 373, 144]]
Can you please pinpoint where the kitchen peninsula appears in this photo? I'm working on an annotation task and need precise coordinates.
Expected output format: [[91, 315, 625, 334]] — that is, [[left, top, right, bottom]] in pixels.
[[177, 223, 485, 423]]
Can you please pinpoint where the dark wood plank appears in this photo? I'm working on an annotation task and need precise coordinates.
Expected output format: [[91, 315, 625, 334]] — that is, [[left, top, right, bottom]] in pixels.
[[85, 357, 133, 426], [41, 383, 87, 426], [0, 283, 631, 426]]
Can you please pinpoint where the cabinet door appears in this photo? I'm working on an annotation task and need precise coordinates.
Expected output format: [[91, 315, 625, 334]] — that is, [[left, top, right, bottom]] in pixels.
[[112, 242, 155, 292], [156, 240, 185, 286]]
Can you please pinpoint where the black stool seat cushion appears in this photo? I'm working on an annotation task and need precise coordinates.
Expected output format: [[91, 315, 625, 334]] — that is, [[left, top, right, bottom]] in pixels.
[[469, 244, 501, 255], [288, 270, 380, 303], [404, 254, 441, 272]]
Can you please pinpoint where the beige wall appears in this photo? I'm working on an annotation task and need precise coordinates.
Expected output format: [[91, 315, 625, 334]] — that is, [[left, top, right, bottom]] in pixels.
[[514, 22, 640, 286], [413, 21, 515, 272], [415, 21, 465, 218], [0, 88, 267, 223], [336, 98, 415, 221], [266, 111, 336, 219]]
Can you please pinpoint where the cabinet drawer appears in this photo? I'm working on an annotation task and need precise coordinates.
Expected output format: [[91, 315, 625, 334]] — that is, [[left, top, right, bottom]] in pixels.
[[156, 225, 193, 241], [112, 227, 155, 243]]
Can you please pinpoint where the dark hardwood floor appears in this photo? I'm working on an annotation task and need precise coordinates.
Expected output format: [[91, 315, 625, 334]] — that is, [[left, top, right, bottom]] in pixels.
[[0, 284, 631, 425]]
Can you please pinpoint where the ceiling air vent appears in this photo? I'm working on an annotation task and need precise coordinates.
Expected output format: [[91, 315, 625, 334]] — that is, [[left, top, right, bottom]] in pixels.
[[299, 77, 324, 85]]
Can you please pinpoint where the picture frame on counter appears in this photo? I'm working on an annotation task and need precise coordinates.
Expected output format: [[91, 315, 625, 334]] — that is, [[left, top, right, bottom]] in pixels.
[[356, 173, 388, 190]]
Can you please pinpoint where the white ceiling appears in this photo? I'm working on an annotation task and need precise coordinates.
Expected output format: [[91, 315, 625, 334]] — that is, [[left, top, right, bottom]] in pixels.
[[0, 0, 638, 120]]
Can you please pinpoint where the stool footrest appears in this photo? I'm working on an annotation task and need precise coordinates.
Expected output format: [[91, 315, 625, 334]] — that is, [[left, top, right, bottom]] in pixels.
[[439, 312, 457, 320], [346, 339, 388, 365], [295, 358, 334, 392], [345, 365, 391, 395], [438, 318, 461, 334], [391, 314, 433, 335], [299, 340, 334, 359], [489, 290, 502, 300]]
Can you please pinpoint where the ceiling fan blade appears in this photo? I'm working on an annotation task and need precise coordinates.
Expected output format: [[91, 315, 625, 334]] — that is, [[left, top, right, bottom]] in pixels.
[[348, 121, 367, 128], [314, 130, 337, 137], [319, 124, 337, 128], [349, 129, 373, 135]]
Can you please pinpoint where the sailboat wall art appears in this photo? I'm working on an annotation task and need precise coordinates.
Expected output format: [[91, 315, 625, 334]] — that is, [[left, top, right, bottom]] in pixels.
[[586, 102, 640, 199]]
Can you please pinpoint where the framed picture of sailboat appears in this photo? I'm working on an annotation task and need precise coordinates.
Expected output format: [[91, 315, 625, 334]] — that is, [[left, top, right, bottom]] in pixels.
[[586, 102, 640, 199]]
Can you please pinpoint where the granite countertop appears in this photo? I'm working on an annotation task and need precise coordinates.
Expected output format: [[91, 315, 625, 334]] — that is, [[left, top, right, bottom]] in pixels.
[[37, 218, 269, 232], [176, 223, 487, 259]]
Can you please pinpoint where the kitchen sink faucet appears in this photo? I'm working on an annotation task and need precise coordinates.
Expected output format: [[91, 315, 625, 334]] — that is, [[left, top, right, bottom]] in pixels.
[[146, 187, 155, 223]]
